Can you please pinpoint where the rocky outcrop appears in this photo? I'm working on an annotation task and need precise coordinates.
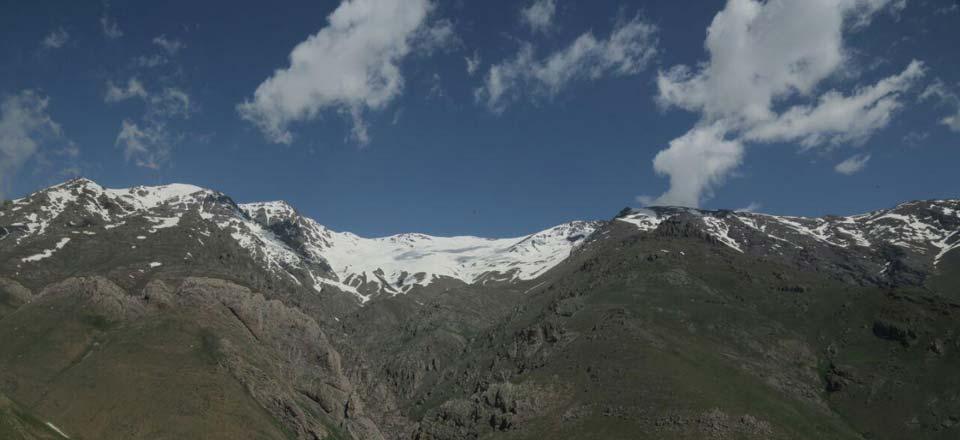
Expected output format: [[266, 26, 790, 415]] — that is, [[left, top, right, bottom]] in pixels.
[[414, 382, 558, 439], [38, 276, 147, 321], [173, 277, 385, 440], [0, 277, 32, 319]]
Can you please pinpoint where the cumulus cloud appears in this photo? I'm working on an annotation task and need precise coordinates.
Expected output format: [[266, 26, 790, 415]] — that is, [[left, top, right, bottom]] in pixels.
[[105, 78, 192, 169], [650, 124, 745, 207], [521, 0, 556, 33], [238, 0, 449, 146], [42, 28, 69, 49], [152, 35, 185, 55], [920, 79, 960, 132], [834, 153, 871, 175], [476, 15, 657, 113], [646, 0, 922, 207], [743, 61, 926, 146], [0, 91, 75, 196]]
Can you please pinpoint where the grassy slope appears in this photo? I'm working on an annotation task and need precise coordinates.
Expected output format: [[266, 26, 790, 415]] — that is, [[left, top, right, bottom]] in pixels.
[[0, 218, 956, 439], [0, 391, 67, 440], [0, 284, 291, 440], [396, 222, 960, 439]]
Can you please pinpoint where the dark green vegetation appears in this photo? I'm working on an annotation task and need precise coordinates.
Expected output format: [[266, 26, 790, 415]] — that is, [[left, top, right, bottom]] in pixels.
[[348, 221, 960, 439], [1, 182, 958, 439]]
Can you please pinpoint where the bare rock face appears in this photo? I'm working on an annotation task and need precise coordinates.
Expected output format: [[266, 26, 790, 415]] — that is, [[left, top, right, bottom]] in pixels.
[[140, 278, 174, 309], [172, 277, 385, 440], [38, 276, 147, 321]]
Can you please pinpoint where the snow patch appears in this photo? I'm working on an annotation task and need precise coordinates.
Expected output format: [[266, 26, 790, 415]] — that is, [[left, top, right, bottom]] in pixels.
[[45, 421, 70, 438], [105, 183, 206, 211], [616, 209, 663, 231], [934, 231, 960, 266], [21, 237, 71, 263], [701, 215, 743, 253], [145, 215, 181, 232]]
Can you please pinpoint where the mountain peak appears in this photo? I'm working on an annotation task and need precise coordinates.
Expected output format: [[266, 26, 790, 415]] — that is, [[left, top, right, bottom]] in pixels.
[[8, 178, 960, 302], [240, 201, 299, 224]]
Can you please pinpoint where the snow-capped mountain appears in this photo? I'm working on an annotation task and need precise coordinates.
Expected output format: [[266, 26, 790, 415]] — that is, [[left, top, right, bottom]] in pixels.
[[0, 179, 600, 302], [617, 202, 960, 262], [615, 201, 960, 286], [3, 178, 958, 304], [241, 200, 599, 295]]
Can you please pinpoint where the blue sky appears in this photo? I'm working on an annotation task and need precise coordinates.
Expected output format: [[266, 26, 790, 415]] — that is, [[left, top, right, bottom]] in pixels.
[[1, 0, 958, 237]]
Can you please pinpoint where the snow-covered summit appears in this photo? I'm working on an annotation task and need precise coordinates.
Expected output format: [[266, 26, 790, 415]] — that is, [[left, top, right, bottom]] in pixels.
[[615, 201, 960, 267], [105, 183, 209, 211], [312, 220, 601, 295], [240, 201, 300, 225], [8, 178, 957, 302], [236, 199, 602, 296], [3, 178, 602, 301]]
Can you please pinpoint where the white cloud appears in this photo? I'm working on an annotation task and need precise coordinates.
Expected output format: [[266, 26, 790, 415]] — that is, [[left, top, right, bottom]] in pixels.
[[0, 91, 74, 195], [647, 0, 920, 207], [834, 153, 871, 175], [920, 79, 960, 132], [656, 0, 899, 126], [104, 79, 192, 118], [943, 114, 960, 132], [744, 61, 925, 147], [465, 51, 481, 76], [100, 14, 123, 39], [105, 78, 149, 102], [921, 80, 954, 102], [237, 0, 447, 145], [736, 202, 763, 213], [477, 15, 657, 113], [105, 78, 193, 169], [650, 124, 744, 207], [521, 0, 556, 33], [115, 120, 170, 170], [413, 18, 457, 54], [902, 130, 929, 147], [152, 35, 185, 55], [154, 88, 192, 118], [42, 28, 69, 49]]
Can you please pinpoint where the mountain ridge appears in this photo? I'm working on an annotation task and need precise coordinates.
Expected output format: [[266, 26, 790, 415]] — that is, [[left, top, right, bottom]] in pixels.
[[2, 178, 960, 439], [3, 178, 604, 300], [4, 178, 958, 301]]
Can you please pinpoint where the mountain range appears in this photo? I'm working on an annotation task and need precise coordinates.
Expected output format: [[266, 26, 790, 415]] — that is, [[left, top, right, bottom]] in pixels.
[[1, 178, 959, 439]]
